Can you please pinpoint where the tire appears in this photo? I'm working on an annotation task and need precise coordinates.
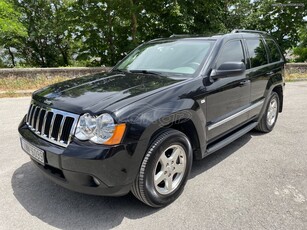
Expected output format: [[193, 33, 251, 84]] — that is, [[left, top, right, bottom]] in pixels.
[[131, 128, 193, 208], [255, 92, 280, 133]]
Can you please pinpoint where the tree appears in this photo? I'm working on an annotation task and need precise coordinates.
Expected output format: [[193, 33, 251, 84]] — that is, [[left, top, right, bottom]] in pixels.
[[0, 0, 27, 66], [2, 0, 306, 67], [225, 0, 307, 53], [293, 25, 307, 62], [13, 0, 74, 67]]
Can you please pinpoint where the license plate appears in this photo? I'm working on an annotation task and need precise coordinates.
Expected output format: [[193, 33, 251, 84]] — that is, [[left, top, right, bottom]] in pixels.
[[21, 138, 45, 165]]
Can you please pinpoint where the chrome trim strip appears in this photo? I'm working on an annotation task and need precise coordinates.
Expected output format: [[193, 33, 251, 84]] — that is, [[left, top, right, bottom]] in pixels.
[[208, 100, 264, 131]]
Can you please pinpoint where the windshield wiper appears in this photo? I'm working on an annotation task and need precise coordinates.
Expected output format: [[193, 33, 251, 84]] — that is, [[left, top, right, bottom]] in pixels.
[[129, 70, 162, 76], [112, 68, 129, 73]]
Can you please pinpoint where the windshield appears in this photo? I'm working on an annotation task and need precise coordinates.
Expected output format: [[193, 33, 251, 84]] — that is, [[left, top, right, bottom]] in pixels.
[[115, 39, 215, 77]]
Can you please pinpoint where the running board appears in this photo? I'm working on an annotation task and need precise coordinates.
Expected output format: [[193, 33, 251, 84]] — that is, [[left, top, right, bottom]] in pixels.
[[206, 122, 258, 155]]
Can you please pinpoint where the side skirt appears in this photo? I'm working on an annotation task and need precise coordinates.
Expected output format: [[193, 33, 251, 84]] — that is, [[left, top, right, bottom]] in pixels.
[[205, 122, 258, 156]]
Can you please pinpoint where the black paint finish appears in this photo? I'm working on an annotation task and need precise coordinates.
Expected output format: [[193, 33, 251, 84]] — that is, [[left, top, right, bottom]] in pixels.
[[19, 32, 285, 196]]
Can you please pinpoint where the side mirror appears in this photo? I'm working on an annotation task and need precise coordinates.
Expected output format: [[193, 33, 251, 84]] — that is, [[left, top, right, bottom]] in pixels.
[[210, 62, 246, 79]]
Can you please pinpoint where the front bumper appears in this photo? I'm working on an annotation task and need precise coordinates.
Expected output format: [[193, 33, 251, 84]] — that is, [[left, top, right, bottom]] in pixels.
[[18, 117, 140, 196]]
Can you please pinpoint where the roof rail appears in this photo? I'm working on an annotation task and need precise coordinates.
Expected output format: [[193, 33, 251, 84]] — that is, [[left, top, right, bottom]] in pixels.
[[170, 33, 223, 38], [231, 29, 267, 34], [169, 34, 193, 38]]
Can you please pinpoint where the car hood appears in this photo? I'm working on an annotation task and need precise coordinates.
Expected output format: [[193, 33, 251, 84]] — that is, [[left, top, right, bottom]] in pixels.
[[32, 71, 183, 114]]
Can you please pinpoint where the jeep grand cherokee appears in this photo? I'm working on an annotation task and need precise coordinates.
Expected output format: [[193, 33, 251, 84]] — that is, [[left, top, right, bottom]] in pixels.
[[19, 30, 285, 207]]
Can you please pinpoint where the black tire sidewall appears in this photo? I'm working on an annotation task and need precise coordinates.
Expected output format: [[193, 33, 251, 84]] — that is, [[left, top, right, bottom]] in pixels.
[[142, 131, 192, 207]]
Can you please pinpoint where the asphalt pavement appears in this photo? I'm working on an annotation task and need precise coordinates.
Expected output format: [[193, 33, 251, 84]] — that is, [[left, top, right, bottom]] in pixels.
[[0, 82, 306, 230]]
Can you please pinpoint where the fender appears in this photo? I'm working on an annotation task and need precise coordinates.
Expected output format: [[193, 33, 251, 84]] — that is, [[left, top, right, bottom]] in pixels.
[[118, 99, 207, 184], [257, 70, 284, 121]]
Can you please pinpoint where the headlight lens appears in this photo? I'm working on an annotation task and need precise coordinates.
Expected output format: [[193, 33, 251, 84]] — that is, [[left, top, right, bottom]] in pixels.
[[76, 113, 97, 140], [75, 113, 124, 144]]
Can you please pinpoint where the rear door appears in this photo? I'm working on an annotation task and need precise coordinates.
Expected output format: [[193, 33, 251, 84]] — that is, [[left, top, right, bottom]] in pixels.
[[206, 39, 251, 141], [244, 37, 270, 118]]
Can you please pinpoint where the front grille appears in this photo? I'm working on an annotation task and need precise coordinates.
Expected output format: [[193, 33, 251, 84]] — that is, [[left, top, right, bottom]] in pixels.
[[26, 102, 79, 147]]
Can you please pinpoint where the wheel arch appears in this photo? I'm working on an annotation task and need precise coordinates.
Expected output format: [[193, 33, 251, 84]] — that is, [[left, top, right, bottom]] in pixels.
[[272, 84, 283, 112], [152, 119, 202, 161]]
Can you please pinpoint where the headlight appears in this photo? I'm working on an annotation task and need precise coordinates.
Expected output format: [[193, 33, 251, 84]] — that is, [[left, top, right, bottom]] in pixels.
[[75, 113, 126, 145]]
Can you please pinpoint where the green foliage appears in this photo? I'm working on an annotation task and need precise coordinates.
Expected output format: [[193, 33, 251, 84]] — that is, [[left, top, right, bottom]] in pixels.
[[12, 0, 74, 67], [0, 0, 26, 36], [226, 0, 307, 52], [293, 25, 307, 62], [0, 0, 306, 67], [0, 0, 27, 67]]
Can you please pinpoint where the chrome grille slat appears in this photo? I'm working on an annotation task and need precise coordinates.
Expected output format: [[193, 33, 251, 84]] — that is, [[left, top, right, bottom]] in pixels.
[[57, 117, 66, 142], [30, 106, 38, 127], [25, 101, 79, 147], [68, 119, 78, 144], [48, 113, 56, 139], [35, 108, 42, 132], [41, 111, 48, 136], [26, 104, 33, 124], [27, 105, 35, 126], [37, 109, 46, 134]]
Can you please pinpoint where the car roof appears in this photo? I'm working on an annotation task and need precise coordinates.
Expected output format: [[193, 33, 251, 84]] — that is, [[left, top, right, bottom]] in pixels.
[[148, 30, 273, 43]]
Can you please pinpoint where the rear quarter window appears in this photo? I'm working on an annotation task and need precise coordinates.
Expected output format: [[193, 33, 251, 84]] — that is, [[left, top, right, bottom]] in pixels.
[[265, 39, 283, 63]]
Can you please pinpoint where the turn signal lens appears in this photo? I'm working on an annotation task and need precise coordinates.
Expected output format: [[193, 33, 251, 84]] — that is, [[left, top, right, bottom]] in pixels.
[[103, 124, 126, 145]]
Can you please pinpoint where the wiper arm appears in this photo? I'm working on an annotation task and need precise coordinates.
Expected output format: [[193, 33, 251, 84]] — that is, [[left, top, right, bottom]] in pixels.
[[112, 68, 129, 73], [129, 70, 161, 76]]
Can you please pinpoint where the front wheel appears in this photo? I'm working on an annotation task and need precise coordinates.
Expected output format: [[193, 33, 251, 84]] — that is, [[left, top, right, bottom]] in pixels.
[[131, 129, 193, 207], [255, 92, 280, 133]]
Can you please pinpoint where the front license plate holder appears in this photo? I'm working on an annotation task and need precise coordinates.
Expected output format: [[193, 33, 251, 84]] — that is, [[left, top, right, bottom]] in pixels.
[[21, 138, 45, 165]]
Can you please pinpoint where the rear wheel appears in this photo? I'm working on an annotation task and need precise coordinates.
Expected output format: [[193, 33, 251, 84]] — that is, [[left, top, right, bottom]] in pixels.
[[255, 92, 280, 133], [131, 129, 193, 207]]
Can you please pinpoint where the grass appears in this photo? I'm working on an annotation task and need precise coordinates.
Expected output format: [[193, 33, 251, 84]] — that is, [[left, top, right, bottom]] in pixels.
[[0, 75, 71, 91], [0, 92, 32, 98], [285, 72, 307, 82]]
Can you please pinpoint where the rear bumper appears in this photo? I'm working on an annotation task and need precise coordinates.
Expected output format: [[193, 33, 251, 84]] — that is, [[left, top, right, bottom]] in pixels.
[[18, 117, 140, 196]]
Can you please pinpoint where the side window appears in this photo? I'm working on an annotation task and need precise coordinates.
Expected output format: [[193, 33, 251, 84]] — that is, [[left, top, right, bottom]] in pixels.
[[217, 40, 245, 68], [266, 39, 283, 63], [246, 39, 268, 68]]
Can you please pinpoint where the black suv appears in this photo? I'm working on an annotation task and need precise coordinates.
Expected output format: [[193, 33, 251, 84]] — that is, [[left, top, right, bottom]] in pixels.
[[19, 30, 285, 207]]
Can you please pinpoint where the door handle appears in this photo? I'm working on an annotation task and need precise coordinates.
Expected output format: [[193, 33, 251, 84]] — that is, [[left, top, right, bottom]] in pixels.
[[239, 80, 250, 86], [266, 71, 274, 76]]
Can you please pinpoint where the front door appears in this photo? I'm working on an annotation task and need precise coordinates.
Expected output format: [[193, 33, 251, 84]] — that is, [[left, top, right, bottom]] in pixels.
[[205, 39, 251, 142]]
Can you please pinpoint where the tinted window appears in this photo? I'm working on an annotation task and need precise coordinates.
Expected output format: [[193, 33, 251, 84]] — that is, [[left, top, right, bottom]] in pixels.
[[217, 40, 244, 68], [246, 39, 268, 68], [266, 39, 283, 63]]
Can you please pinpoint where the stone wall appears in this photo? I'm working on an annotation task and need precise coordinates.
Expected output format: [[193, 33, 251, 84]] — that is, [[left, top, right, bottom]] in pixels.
[[0, 67, 111, 78], [0, 64, 306, 78], [285, 63, 307, 74]]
